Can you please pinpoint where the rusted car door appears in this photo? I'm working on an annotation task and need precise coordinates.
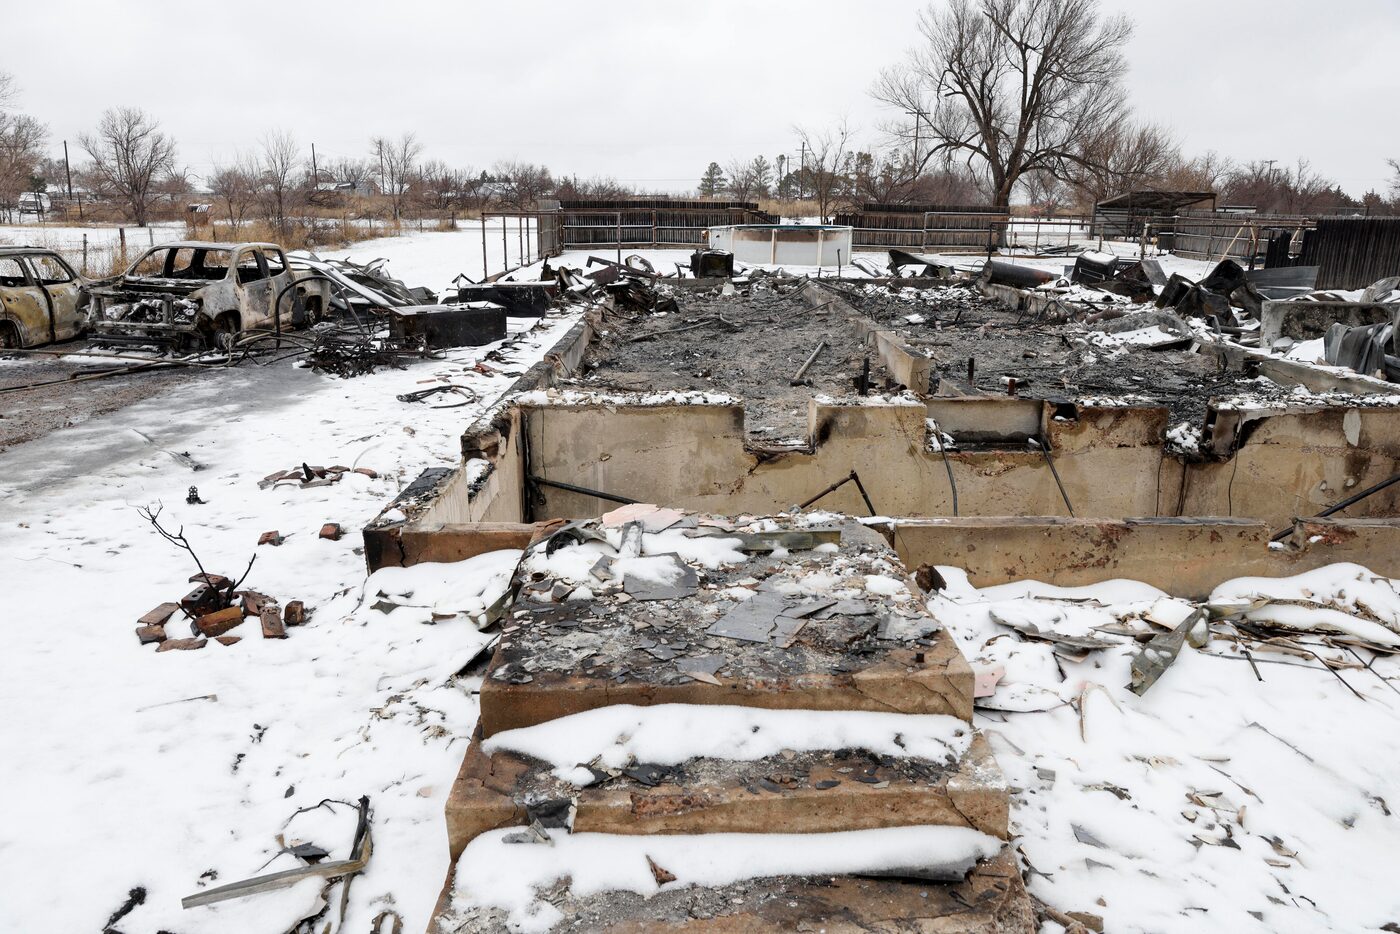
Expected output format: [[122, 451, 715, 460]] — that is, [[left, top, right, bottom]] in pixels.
[[0, 256, 49, 347], [24, 252, 84, 341]]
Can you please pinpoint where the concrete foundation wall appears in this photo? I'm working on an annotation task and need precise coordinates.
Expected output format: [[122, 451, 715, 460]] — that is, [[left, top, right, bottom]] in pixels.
[[1183, 406, 1400, 519], [518, 399, 1399, 527], [522, 400, 1172, 521], [885, 516, 1400, 598]]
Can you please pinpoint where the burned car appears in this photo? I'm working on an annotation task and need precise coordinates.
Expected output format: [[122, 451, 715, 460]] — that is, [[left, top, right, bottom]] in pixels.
[[0, 246, 87, 348], [87, 241, 331, 352]]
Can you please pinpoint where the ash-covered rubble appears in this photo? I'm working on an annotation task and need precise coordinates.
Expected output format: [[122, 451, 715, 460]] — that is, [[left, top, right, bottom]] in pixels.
[[563, 277, 896, 441], [490, 506, 941, 692], [832, 279, 1307, 426]]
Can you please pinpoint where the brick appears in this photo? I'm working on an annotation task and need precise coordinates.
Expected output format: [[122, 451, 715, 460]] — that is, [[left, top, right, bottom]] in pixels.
[[193, 605, 244, 638], [156, 638, 207, 653], [135, 624, 167, 645], [216, 635, 242, 646], [138, 602, 180, 627], [258, 530, 284, 546], [283, 600, 306, 626], [188, 572, 233, 590], [353, 467, 379, 479], [179, 583, 222, 617], [319, 523, 343, 541], [261, 606, 288, 639], [239, 591, 274, 617]]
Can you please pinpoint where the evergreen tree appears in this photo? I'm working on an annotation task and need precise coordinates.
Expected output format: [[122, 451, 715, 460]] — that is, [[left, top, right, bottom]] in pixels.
[[698, 162, 726, 197]]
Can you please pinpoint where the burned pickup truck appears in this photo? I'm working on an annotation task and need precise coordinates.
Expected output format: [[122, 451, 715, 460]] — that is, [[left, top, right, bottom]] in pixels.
[[87, 241, 331, 352]]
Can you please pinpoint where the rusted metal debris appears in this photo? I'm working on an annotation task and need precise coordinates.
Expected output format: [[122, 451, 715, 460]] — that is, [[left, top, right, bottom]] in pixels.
[[182, 795, 372, 910]]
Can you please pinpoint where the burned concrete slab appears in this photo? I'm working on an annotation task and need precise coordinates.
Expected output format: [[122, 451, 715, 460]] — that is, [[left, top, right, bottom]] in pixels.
[[445, 730, 1006, 860], [478, 514, 973, 736]]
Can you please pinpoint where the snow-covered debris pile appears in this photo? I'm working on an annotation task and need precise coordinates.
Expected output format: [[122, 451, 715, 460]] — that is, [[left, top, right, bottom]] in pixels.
[[928, 563, 1400, 933]]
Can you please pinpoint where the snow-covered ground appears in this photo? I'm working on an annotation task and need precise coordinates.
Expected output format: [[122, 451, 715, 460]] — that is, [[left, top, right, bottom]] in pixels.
[[931, 565, 1400, 933], [0, 228, 581, 932]]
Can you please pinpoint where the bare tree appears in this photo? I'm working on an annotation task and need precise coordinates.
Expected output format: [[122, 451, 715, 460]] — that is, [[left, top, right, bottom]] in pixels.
[[80, 107, 176, 226], [209, 154, 259, 231], [554, 175, 631, 200], [417, 159, 463, 213], [1222, 158, 1351, 216], [328, 157, 376, 192], [1059, 121, 1180, 208], [725, 158, 760, 201], [873, 0, 1134, 205], [491, 160, 554, 210], [372, 133, 422, 222], [0, 74, 47, 223], [1162, 150, 1233, 195], [795, 122, 856, 222], [258, 130, 301, 235]]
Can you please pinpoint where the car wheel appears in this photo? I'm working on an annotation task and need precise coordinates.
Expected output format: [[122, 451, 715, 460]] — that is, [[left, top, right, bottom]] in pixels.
[[214, 312, 241, 351], [0, 322, 20, 350]]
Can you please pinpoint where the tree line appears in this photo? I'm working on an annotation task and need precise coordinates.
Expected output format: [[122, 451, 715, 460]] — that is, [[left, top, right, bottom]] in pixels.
[[702, 0, 1400, 220], [0, 72, 644, 230]]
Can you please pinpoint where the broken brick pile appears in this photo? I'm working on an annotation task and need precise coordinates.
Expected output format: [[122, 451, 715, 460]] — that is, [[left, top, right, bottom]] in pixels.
[[136, 572, 308, 652]]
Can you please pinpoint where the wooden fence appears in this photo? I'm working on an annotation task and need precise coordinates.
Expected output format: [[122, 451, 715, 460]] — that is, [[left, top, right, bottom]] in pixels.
[[833, 203, 1010, 253], [556, 200, 776, 249]]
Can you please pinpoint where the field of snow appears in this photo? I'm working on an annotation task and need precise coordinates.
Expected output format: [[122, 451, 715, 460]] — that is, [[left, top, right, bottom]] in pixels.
[[0, 228, 581, 932]]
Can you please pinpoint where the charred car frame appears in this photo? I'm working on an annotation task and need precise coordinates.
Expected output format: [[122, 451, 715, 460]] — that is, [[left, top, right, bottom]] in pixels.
[[87, 241, 332, 352]]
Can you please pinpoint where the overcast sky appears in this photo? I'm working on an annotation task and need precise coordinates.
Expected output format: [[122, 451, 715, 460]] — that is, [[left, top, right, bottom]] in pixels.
[[7, 0, 1398, 197]]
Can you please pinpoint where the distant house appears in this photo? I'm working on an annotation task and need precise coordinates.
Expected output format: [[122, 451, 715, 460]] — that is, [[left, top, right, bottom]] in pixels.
[[315, 180, 379, 198]]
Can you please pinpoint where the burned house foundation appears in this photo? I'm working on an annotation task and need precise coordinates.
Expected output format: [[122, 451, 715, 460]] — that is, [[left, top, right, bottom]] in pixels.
[[358, 271, 1400, 932]]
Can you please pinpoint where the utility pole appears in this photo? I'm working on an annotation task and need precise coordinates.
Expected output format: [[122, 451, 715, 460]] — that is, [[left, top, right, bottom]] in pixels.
[[311, 142, 319, 187], [904, 108, 929, 175], [62, 140, 81, 221], [798, 141, 808, 201]]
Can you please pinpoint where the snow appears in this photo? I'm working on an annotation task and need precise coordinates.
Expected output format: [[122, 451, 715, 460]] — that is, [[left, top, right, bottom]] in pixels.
[[450, 826, 1004, 933], [482, 703, 972, 774], [514, 387, 741, 406], [0, 228, 583, 933], [928, 564, 1400, 933], [364, 548, 522, 627]]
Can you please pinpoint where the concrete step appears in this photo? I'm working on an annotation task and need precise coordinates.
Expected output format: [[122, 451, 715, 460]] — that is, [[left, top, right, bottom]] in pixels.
[[445, 730, 1007, 861], [480, 626, 972, 736], [432, 847, 1035, 933]]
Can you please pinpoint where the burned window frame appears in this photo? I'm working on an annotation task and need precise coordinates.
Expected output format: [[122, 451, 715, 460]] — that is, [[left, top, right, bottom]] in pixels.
[[233, 248, 271, 286], [125, 246, 236, 281], [0, 256, 33, 288], [24, 252, 77, 285]]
